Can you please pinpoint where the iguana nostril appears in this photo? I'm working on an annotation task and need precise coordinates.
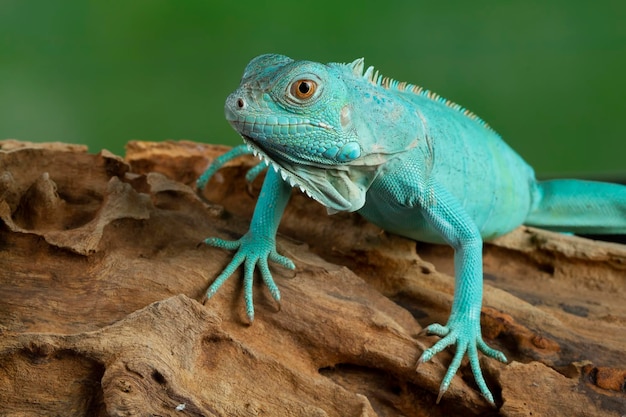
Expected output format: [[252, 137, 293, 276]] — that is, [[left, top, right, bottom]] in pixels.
[[236, 98, 245, 109]]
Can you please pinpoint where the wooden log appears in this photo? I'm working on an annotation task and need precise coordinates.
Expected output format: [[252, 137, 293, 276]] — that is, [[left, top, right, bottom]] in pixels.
[[0, 139, 624, 416]]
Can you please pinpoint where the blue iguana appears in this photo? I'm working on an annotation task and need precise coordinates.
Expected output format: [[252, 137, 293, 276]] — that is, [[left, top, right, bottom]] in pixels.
[[196, 54, 626, 405]]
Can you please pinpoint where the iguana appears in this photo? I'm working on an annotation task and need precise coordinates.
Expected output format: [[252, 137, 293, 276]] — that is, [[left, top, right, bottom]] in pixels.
[[196, 54, 626, 405]]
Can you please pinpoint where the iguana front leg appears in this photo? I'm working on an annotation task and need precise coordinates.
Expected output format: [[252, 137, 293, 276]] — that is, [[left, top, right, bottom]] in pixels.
[[196, 144, 266, 190], [200, 167, 294, 322], [414, 180, 507, 405]]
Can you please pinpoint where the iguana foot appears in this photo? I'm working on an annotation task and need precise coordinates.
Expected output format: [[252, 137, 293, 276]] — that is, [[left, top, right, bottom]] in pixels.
[[417, 319, 507, 406], [203, 234, 295, 322]]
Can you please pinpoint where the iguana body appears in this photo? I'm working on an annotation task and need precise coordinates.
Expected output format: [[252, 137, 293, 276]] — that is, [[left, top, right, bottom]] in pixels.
[[197, 54, 626, 405]]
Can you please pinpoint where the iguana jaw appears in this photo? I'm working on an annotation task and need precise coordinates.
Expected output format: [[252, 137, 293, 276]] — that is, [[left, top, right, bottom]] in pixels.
[[224, 94, 380, 214]]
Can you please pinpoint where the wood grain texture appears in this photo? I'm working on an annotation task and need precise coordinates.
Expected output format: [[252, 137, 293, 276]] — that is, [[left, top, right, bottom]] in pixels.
[[0, 139, 624, 416]]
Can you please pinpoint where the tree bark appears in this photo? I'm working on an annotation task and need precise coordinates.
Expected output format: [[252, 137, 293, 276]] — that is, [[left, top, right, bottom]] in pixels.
[[0, 139, 624, 416]]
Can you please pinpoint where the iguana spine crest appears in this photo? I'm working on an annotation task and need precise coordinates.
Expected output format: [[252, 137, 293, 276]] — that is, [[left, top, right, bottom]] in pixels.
[[349, 58, 491, 130]]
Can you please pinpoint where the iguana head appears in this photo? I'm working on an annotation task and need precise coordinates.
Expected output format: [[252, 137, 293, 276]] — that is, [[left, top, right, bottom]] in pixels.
[[225, 54, 423, 213]]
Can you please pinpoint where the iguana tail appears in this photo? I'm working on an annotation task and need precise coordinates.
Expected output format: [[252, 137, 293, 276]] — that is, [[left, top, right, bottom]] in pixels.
[[525, 179, 626, 234]]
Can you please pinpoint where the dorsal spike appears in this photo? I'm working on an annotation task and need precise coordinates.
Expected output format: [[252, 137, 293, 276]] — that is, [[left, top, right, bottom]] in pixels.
[[349, 58, 365, 76], [363, 66, 376, 83]]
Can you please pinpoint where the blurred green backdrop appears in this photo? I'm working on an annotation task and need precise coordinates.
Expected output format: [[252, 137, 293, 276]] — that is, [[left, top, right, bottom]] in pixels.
[[1, 0, 624, 177]]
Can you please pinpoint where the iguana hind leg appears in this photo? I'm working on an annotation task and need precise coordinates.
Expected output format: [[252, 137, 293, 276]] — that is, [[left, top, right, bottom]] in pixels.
[[526, 179, 626, 234]]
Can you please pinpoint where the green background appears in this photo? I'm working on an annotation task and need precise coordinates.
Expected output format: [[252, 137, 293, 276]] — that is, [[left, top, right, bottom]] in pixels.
[[1, 0, 624, 177]]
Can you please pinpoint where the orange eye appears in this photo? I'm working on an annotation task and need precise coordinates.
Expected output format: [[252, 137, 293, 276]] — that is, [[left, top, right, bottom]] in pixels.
[[291, 79, 317, 100]]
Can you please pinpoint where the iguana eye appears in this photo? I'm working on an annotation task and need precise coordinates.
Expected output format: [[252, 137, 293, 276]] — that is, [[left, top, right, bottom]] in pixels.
[[291, 79, 317, 100]]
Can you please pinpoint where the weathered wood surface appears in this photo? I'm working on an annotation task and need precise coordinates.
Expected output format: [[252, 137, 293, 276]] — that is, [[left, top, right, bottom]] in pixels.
[[0, 139, 624, 416]]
